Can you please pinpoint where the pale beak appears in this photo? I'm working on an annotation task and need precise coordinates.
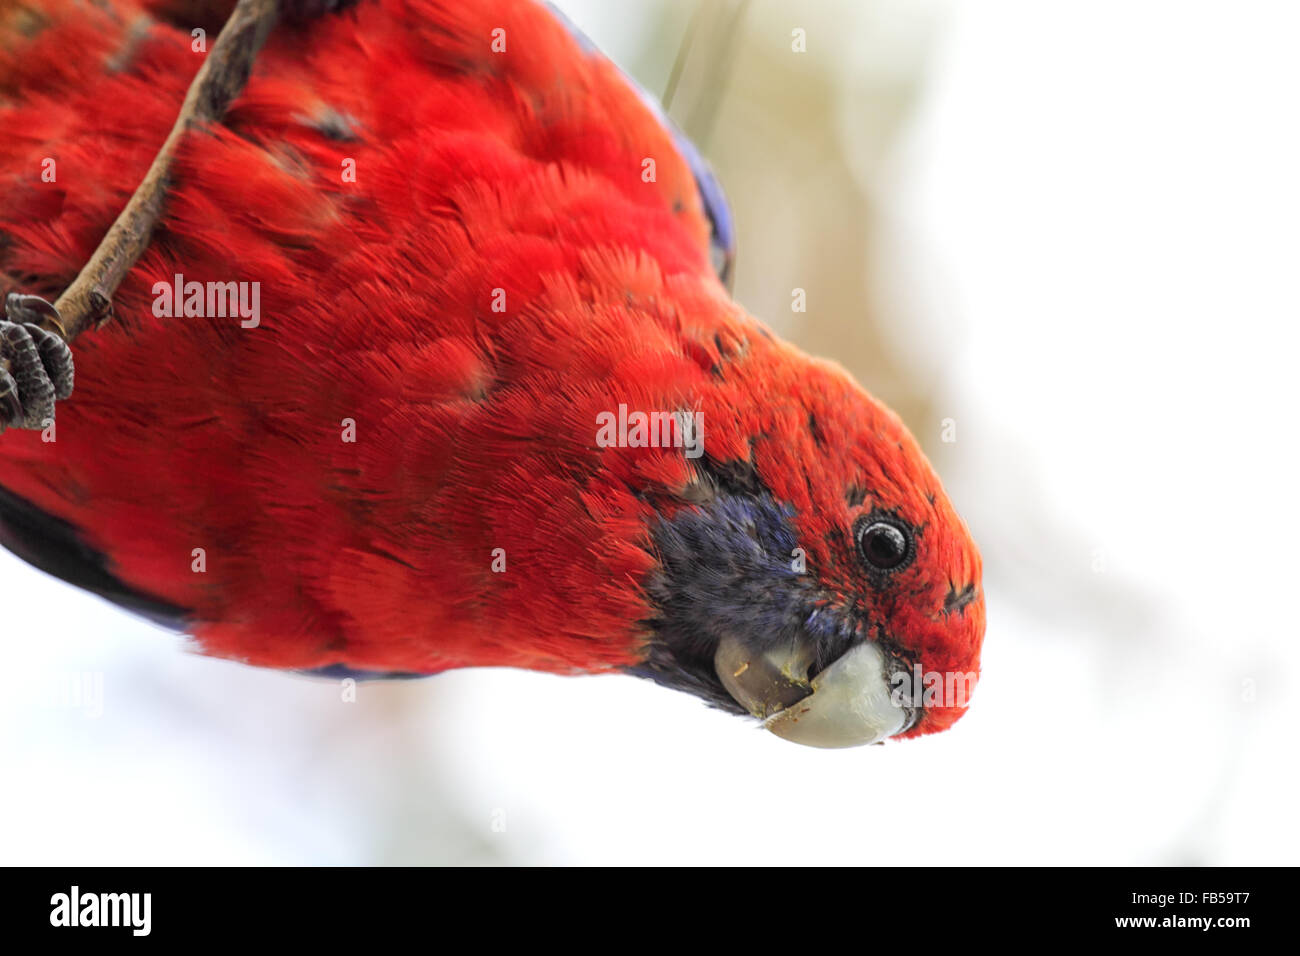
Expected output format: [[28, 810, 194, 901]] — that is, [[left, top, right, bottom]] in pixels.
[[714, 635, 909, 748]]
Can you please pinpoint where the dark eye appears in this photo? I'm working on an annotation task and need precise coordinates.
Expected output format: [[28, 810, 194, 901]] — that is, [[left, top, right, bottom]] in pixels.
[[855, 518, 913, 572]]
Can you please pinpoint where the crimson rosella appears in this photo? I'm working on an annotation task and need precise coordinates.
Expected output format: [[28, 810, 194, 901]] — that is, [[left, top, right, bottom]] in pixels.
[[0, 0, 984, 746]]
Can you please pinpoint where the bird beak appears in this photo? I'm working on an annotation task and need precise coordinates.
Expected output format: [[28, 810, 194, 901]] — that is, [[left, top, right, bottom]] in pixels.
[[714, 635, 910, 748]]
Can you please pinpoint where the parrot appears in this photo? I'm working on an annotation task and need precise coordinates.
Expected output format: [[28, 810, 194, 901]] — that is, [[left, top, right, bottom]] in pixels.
[[0, 0, 984, 747]]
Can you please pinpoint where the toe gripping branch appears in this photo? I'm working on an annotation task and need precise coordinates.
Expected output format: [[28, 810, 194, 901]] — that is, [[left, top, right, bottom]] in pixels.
[[0, 0, 283, 435], [0, 295, 74, 433]]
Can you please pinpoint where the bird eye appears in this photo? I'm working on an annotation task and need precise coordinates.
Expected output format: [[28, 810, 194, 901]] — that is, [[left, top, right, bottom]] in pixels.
[[855, 517, 912, 572]]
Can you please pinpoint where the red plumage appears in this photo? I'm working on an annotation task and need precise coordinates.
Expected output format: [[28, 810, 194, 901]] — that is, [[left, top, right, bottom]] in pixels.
[[0, 0, 984, 741]]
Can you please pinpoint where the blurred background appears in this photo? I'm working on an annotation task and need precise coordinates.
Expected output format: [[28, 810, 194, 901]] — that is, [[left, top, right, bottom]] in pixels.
[[2, 0, 1297, 864]]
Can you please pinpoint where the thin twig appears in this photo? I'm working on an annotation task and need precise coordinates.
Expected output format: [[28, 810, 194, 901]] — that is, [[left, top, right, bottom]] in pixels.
[[51, 0, 281, 342], [662, 0, 708, 113]]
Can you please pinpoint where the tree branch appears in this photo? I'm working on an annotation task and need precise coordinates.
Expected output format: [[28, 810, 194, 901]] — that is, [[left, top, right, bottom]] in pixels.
[[51, 0, 281, 342]]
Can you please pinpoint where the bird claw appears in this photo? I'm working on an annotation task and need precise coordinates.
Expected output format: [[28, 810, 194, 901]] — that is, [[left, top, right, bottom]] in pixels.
[[0, 293, 74, 433]]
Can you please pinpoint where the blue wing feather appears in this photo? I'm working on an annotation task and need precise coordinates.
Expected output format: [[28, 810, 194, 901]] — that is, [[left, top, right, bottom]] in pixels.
[[545, 3, 737, 288]]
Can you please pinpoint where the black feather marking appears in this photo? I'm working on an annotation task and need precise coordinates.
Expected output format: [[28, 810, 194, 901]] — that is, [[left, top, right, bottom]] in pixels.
[[808, 412, 826, 450], [0, 483, 190, 629], [695, 453, 764, 499]]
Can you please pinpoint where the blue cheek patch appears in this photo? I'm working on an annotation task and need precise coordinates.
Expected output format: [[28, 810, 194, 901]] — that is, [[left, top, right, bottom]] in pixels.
[[647, 491, 809, 655]]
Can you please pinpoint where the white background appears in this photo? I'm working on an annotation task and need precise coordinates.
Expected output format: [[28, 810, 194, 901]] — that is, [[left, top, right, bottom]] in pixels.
[[1, 0, 1296, 864]]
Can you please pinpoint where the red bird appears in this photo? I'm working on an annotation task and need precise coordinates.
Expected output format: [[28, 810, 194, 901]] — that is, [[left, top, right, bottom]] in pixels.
[[0, 0, 984, 746]]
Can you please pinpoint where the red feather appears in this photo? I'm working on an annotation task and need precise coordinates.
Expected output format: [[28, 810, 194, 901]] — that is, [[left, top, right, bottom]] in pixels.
[[0, 0, 983, 737]]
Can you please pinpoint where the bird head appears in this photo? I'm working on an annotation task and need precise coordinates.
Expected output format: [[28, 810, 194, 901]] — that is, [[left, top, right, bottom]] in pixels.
[[636, 342, 984, 748]]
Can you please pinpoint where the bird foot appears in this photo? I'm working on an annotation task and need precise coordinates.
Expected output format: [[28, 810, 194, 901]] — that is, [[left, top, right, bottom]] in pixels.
[[0, 293, 74, 433]]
